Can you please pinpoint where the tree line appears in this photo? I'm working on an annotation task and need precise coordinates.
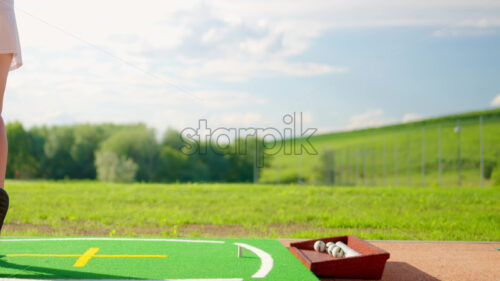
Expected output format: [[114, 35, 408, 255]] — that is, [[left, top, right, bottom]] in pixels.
[[6, 122, 267, 183]]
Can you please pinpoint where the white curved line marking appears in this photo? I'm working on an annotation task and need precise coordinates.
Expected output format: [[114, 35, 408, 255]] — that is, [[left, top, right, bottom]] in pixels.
[[0, 238, 223, 244], [234, 243, 273, 278]]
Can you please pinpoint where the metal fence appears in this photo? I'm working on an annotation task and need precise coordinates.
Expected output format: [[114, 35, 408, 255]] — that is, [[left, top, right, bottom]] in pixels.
[[265, 114, 500, 187]]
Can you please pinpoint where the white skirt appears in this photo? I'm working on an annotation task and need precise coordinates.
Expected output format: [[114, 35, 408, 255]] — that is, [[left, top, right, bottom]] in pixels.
[[0, 0, 22, 71]]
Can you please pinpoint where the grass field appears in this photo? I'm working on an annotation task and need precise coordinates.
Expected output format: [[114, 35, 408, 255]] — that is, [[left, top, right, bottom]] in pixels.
[[260, 108, 500, 186], [4, 180, 499, 241]]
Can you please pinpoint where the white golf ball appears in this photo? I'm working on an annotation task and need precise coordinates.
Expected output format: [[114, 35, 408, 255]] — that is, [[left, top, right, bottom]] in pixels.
[[338, 249, 345, 258], [326, 242, 335, 248], [327, 244, 335, 255], [332, 246, 344, 258], [313, 240, 326, 252]]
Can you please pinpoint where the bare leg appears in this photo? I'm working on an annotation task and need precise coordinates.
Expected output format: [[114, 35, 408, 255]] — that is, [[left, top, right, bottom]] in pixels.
[[0, 54, 12, 188], [0, 54, 12, 233]]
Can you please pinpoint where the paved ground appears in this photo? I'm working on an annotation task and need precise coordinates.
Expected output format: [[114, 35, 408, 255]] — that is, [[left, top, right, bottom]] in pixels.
[[281, 240, 500, 281]]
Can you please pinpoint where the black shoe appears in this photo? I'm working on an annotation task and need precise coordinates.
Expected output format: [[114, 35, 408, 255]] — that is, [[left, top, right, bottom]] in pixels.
[[0, 188, 9, 233]]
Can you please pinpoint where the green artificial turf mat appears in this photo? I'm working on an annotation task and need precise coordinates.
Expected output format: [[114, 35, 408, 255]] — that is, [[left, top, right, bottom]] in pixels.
[[0, 237, 318, 281]]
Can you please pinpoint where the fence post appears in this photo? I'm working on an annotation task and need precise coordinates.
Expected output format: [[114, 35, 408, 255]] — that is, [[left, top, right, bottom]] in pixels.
[[363, 145, 367, 186], [332, 150, 336, 186], [298, 155, 302, 185], [337, 149, 342, 186], [335, 149, 344, 185], [480, 115, 484, 187], [455, 120, 461, 187], [383, 140, 387, 186], [394, 138, 398, 186], [422, 126, 425, 187], [345, 148, 350, 186], [276, 161, 280, 185], [407, 132, 411, 187], [372, 146, 376, 186], [438, 124, 442, 187], [253, 148, 258, 184], [354, 146, 359, 186]]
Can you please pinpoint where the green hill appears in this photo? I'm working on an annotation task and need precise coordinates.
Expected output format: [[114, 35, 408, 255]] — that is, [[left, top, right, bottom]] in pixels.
[[260, 108, 500, 187]]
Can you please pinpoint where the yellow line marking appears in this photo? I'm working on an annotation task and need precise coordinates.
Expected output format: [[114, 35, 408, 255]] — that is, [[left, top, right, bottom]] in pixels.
[[7, 254, 167, 258], [6, 248, 167, 268], [95, 255, 167, 258], [73, 248, 100, 267], [7, 254, 81, 257]]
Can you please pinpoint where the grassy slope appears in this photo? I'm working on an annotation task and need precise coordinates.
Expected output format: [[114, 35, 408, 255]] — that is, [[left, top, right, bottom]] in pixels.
[[260, 108, 500, 186], [5, 180, 499, 241]]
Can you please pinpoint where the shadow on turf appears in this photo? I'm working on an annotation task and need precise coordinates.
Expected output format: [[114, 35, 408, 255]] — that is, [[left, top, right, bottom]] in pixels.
[[321, 262, 441, 281], [0, 256, 136, 279]]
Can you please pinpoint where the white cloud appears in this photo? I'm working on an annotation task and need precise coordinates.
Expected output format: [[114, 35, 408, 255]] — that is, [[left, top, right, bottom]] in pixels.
[[36, 111, 76, 125], [346, 109, 396, 130], [191, 91, 267, 108], [181, 60, 343, 82], [216, 112, 263, 126], [432, 18, 500, 37], [433, 27, 499, 37], [5, 0, 500, 131], [402, 113, 423, 123], [491, 94, 500, 107], [15, 0, 499, 84], [7, 0, 345, 132]]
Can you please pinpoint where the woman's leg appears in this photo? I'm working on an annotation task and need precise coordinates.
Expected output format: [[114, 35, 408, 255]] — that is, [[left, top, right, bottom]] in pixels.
[[0, 54, 12, 188], [0, 54, 12, 233]]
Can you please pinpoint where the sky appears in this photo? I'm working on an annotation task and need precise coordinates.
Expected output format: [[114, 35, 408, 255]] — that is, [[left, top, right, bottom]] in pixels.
[[4, 0, 500, 136]]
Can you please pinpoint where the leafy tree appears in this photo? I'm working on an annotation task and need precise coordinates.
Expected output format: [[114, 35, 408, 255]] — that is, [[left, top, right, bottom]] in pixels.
[[155, 146, 188, 182], [198, 143, 230, 182], [28, 126, 49, 178], [4, 122, 281, 184], [183, 156, 210, 182], [161, 128, 184, 151], [226, 154, 253, 182], [99, 124, 159, 182], [95, 151, 138, 183], [71, 124, 107, 179], [43, 126, 76, 179], [6, 122, 38, 178], [492, 160, 500, 186], [231, 137, 269, 182]]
